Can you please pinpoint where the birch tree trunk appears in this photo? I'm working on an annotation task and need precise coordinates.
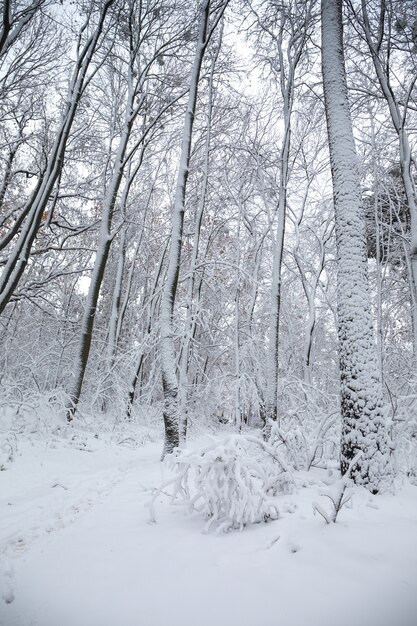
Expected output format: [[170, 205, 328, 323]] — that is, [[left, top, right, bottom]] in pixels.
[[321, 0, 392, 492]]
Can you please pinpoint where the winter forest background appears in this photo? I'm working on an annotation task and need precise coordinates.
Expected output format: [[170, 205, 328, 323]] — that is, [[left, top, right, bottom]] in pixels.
[[1, 0, 417, 624]]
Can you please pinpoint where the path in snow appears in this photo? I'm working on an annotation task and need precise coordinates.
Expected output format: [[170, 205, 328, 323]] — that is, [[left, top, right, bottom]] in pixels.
[[1, 437, 417, 626]]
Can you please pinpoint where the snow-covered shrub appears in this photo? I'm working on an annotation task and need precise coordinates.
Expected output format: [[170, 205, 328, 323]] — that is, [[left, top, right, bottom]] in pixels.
[[0, 403, 20, 470], [149, 434, 293, 532], [0, 438, 16, 470], [267, 377, 341, 471], [312, 451, 363, 524], [313, 481, 353, 525], [390, 399, 417, 483], [268, 412, 339, 472]]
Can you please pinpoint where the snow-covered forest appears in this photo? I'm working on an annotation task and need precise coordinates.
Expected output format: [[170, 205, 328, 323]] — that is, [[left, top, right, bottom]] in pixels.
[[1, 0, 417, 624]]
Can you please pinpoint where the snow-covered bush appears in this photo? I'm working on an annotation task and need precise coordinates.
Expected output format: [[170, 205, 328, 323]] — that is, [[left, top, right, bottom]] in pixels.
[[149, 434, 293, 532], [312, 451, 363, 524], [390, 399, 417, 483], [0, 438, 16, 470], [266, 377, 341, 471], [268, 412, 339, 472]]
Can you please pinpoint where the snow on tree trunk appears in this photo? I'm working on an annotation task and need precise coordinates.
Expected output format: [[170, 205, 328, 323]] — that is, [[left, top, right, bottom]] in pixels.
[[160, 0, 213, 458], [178, 32, 220, 444], [321, 0, 392, 492], [0, 0, 44, 58]]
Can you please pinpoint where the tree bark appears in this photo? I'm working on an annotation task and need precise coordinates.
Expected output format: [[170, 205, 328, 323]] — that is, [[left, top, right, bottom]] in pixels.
[[321, 0, 392, 492]]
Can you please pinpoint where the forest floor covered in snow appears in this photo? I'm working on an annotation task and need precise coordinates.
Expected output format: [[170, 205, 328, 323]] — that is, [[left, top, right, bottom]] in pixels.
[[1, 418, 417, 626]]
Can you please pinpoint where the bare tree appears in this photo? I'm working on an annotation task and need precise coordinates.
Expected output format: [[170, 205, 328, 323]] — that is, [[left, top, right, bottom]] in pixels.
[[250, 0, 314, 429], [65, 0, 192, 419], [160, 0, 229, 457], [0, 0, 46, 58], [177, 27, 223, 442], [0, 0, 115, 315]]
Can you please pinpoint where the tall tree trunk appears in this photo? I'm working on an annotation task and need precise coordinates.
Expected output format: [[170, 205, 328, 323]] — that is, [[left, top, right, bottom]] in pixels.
[[65, 7, 156, 419], [368, 110, 384, 378], [177, 31, 220, 443], [321, 0, 392, 492], [160, 0, 216, 457], [106, 226, 126, 373], [264, 87, 291, 429]]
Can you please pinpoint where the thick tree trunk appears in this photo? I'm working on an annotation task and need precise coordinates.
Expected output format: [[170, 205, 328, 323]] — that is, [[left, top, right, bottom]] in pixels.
[[321, 0, 392, 492]]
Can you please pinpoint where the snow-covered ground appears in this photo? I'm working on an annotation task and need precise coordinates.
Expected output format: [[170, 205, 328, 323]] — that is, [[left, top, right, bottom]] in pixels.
[[1, 429, 417, 626]]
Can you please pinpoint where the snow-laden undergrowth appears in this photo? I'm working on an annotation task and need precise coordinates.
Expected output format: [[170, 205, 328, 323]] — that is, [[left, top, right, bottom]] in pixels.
[[0, 388, 162, 474], [149, 433, 294, 532]]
